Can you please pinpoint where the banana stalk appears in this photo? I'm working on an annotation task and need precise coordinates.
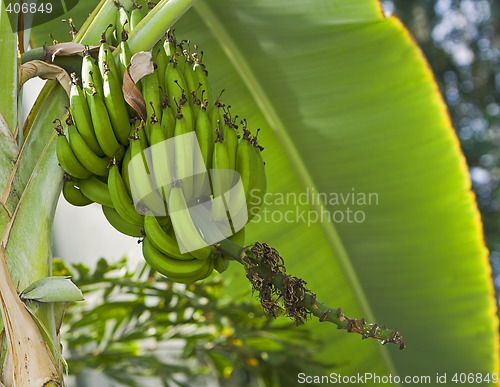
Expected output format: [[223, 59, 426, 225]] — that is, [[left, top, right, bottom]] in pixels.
[[127, 0, 198, 54], [219, 239, 406, 350]]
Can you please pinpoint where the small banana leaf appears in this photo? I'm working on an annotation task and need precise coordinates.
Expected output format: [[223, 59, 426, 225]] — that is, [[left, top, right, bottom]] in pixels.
[[21, 276, 83, 303]]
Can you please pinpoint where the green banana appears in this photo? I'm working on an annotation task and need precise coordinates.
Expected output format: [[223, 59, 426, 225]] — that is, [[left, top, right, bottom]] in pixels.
[[173, 107, 195, 199], [142, 236, 209, 282], [168, 216, 211, 261], [193, 103, 214, 199], [235, 128, 254, 203], [142, 69, 162, 125], [102, 62, 131, 146], [175, 47, 189, 75], [153, 39, 168, 91], [115, 5, 129, 45], [213, 255, 229, 274], [87, 84, 123, 158], [63, 176, 93, 207], [128, 124, 166, 216], [55, 119, 92, 179], [98, 25, 119, 77], [210, 129, 231, 221], [222, 110, 238, 171], [102, 205, 143, 237], [77, 176, 114, 208], [196, 258, 214, 281], [165, 59, 187, 116], [148, 115, 174, 200], [69, 73, 104, 157], [195, 103, 215, 170], [144, 214, 195, 261], [180, 91, 195, 130], [156, 215, 172, 230], [118, 28, 132, 81], [181, 53, 199, 109], [131, 118, 149, 151], [108, 159, 144, 226], [193, 62, 211, 113], [82, 51, 103, 100], [210, 93, 224, 134], [168, 186, 212, 258], [130, 0, 147, 30], [247, 136, 267, 220], [67, 124, 110, 177], [121, 143, 132, 196], [164, 29, 176, 61], [160, 93, 175, 139]]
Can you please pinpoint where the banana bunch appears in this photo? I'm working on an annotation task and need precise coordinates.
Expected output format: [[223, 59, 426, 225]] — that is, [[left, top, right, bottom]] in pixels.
[[55, 18, 267, 283]]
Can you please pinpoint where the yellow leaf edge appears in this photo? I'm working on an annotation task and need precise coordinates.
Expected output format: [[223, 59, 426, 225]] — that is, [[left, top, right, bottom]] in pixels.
[[389, 14, 499, 372]]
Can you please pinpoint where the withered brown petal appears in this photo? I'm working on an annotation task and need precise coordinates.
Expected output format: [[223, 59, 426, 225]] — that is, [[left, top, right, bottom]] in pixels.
[[129, 51, 154, 83], [43, 42, 99, 62], [18, 60, 71, 96], [123, 64, 147, 121]]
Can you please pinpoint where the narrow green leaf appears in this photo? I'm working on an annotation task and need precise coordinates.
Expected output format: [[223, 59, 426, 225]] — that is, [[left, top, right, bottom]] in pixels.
[[21, 277, 83, 303], [4, 82, 67, 215], [0, 1, 18, 134], [4, 131, 63, 362], [0, 116, 19, 170], [5, 131, 63, 290], [0, 113, 20, 226]]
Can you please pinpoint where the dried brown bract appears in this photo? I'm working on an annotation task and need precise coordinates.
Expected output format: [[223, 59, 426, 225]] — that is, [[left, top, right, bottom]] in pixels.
[[243, 242, 315, 325]]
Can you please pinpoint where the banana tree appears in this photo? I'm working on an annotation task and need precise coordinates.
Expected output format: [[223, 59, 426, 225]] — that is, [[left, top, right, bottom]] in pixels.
[[0, 0, 497, 385]]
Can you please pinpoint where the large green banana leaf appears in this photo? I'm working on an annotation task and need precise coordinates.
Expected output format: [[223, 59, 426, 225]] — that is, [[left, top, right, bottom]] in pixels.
[[28, 0, 498, 381]]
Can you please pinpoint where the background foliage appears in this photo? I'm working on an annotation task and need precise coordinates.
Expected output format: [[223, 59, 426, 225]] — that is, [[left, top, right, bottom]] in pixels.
[[54, 259, 331, 386]]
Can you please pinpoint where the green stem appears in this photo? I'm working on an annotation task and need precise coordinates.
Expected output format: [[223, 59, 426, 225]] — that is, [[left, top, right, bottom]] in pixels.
[[21, 48, 83, 78], [218, 238, 245, 263], [22, 0, 196, 73], [218, 239, 405, 350], [20, 47, 43, 63], [76, 0, 118, 45], [127, 0, 198, 54]]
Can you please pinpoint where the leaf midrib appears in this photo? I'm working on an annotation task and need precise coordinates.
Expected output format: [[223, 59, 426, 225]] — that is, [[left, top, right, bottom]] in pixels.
[[194, 0, 396, 375]]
